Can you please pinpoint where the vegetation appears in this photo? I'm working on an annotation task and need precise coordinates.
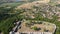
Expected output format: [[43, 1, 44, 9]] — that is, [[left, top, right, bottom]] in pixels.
[[0, 0, 60, 34], [31, 26, 40, 31], [0, 2, 26, 34]]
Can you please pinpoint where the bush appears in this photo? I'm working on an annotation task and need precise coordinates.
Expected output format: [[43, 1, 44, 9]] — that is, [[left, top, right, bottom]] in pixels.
[[37, 22, 43, 24], [25, 23, 31, 27], [44, 29, 49, 32], [31, 26, 40, 31]]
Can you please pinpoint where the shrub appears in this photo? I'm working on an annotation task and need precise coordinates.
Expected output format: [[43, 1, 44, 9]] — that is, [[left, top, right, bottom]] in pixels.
[[31, 26, 40, 31], [44, 29, 49, 32], [37, 22, 43, 24]]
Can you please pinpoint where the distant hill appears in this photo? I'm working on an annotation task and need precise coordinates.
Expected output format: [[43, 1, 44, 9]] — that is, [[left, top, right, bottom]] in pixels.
[[0, 0, 42, 3], [0, 0, 16, 3]]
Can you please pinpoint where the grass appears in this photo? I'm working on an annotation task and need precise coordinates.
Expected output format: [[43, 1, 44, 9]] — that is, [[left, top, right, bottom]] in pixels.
[[0, 17, 17, 34], [0, 2, 26, 34]]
